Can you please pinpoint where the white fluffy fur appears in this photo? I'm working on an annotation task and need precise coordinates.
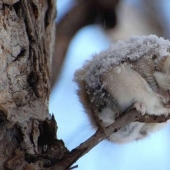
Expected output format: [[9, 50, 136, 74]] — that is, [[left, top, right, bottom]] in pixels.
[[74, 35, 170, 144]]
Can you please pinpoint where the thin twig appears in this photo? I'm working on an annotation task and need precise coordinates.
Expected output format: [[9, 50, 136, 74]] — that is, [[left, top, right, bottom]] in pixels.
[[49, 109, 142, 170], [50, 108, 170, 170], [69, 165, 78, 170], [139, 113, 170, 123]]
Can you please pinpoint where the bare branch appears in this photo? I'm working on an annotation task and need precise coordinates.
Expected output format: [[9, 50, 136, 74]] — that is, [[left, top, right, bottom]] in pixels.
[[49, 109, 142, 170], [139, 112, 170, 123], [49, 107, 170, 170], [51, 0, 119, 88]]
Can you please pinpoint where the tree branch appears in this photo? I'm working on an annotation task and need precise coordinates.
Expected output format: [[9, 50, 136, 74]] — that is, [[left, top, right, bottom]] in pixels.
[[50, 108, 170, 170], [138, 112, 170, 123], [49, 109, 141, 170], [51, 0, 119, 88]]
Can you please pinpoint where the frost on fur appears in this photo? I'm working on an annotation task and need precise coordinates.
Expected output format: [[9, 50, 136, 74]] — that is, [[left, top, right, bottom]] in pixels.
[[74, 35, 170, 143]]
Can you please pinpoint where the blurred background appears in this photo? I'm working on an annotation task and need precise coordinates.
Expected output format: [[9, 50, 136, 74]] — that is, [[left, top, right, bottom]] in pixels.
[[50, 0, 170, 170]]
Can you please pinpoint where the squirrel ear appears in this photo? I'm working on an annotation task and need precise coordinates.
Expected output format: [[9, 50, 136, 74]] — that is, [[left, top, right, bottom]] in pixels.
[[153, 71, 170, 90]]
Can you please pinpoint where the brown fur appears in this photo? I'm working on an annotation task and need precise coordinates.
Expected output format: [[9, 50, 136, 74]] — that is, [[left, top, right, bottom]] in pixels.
[[74, 62, 121, 128], [74, 66, 97, 127]]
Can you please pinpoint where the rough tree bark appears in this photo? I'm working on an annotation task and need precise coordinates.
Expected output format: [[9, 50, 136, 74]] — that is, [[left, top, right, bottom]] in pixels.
[[0, 0, 71, 169]]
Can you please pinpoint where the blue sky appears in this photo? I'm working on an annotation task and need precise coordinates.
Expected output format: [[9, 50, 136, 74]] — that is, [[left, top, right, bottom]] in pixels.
[[50, 1, 170, 169]]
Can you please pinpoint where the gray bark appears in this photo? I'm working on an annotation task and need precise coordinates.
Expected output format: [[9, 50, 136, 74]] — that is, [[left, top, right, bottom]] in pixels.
[[0, 1, 69, 169]]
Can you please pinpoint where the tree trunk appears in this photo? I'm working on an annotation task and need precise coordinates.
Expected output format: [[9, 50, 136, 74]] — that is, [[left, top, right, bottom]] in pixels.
[[0, 1, 69, 169]]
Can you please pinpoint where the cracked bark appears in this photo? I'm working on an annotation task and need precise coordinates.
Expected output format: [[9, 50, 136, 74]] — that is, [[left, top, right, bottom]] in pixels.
[[0, 0, 70, 169]]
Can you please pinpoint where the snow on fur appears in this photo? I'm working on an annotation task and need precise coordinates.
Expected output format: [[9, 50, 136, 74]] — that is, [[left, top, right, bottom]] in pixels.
[[74, 35, 170, 92]]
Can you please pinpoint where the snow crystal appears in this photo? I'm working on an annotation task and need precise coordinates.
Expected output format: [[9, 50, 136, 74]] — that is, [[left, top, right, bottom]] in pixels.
[[74, 35, 170, 92]]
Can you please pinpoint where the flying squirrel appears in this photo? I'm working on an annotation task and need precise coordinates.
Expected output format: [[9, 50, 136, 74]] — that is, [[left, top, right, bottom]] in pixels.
[[74, 50, 170, 144]]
